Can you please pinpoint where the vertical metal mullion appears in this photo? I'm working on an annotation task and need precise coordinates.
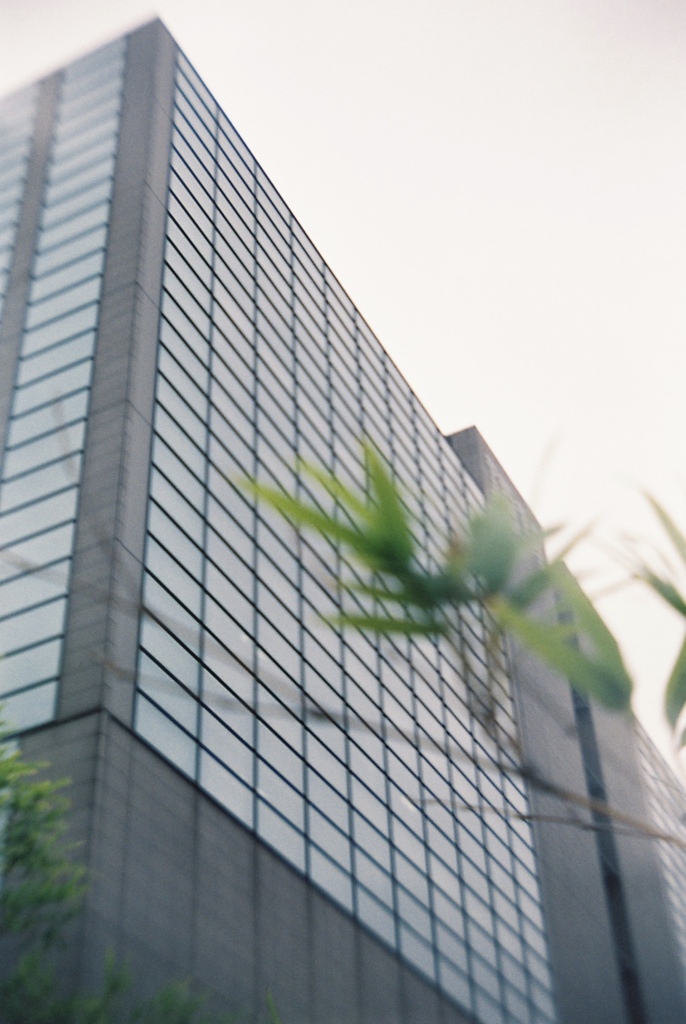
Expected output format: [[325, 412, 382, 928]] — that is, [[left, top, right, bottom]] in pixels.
[[438, 440, 479, 1014], [250, 157, 260, 835], [195, 86, 219, 784], [295, 216, 312, 884], [343, 290, 365, 925]]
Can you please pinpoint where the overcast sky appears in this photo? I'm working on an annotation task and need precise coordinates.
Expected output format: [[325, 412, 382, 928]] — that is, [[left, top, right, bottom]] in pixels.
[[2, 0, 686, 758]]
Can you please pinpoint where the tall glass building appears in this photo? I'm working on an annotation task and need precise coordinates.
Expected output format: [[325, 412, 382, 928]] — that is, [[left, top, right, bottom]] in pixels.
[[1, 20, 685, 1024]]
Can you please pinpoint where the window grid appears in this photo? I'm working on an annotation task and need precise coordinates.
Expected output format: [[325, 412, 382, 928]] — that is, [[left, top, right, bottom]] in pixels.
[[0, 86, 37, 328], [636, 727, 686, 986], [0, 39, 125, 733], [133, 52, 557, 1024]]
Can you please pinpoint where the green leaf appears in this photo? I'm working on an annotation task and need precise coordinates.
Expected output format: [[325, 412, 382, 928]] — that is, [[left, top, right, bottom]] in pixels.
[[413, 568, 474, 608], [330, 612, 446, 637], [493, 583, 632, 713], [504, 565, 554, 610], [265, 991, 282, 1024], [344, 580, 417, 606], [300, 461, 369, 519], [363, 443, 415, 574], [464, 495, 518, 595], [245, 481, 363, 550], [549, 522, 594, 565], [646, 493, 686, 569], [638, 571, 686, 620], [665, 634, 686, 728], [549, 563, 633, 710]]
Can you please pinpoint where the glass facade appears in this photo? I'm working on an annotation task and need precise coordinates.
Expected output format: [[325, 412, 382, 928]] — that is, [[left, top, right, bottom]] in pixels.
[[0, 85, 37, 324], [0, 40, 125, 731], [636, 727, 686, 982], [133, 51, 557, 1024]]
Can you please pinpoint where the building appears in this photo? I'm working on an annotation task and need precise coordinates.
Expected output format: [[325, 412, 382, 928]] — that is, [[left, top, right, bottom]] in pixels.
[[0, 19, 685, 1024]]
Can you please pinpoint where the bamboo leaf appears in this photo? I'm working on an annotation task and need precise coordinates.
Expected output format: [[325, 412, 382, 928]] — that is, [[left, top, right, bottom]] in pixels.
[[495, 577, 634, 712], [549, 522, 594, 565], [299, 461, 370, 519], [504, 565, 554, 610], [344, 580, 413, 604], [665, 634, 686, 728], [363, 443, 415, 574], [464, 495, 518, 595], [329, 612, 446, 637], [244, 481, 364, 550], [548, 563, 633, 710], [415, 569, 474, 608], [265, 991, 282, 1024], [494, 598, 631, 711], [637, 571, 686, 620], [646, 494, 686, 570]]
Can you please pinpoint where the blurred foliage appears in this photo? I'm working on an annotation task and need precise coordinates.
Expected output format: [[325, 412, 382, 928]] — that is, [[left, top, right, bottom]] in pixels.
[[635, 496, 686, 748], [247, 442, 633, 717], [0, 734, 267, 1024]]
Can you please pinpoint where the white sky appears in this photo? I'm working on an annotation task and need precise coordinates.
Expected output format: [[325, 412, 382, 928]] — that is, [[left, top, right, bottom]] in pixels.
[[2, 0, 686, 760]]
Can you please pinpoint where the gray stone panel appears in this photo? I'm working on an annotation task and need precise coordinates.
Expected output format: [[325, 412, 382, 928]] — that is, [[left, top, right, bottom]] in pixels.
[[510, 640, 627, 1024], [357, 929, 404, 1024], [592, 706, 686, 1023], [448, 427, 630, 1023], [308, 890, 360, 1024], [17, 712, 473, 1024]]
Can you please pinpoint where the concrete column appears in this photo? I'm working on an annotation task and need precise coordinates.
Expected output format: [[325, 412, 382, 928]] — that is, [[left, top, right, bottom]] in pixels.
[[58, 20, 176, 727]]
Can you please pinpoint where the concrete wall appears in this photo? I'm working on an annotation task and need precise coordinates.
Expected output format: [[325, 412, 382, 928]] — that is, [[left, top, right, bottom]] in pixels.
[[593, 704, 686, 1022], [20, 711, 474, 1024], [448, 426, 686, 1024]]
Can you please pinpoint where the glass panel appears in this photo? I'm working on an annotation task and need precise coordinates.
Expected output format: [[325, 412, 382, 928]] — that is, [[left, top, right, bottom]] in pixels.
[[26, 275, 101, 328], [257, 800, 305, 871], [146, 539, 202, 617], [13, 360, 92, 415], [199, 751, 253, 828], [54, 94, 121, 146], [135, 694, 197, 778], [37, 201, 109, 253], [1, 455, 81, 511], [0, 523, 74, 582], [0, 638, 61, 694], [138, 649, 198, 733], [17, 331, 95, 384], [3, 421, 86, 477], [2, 680, 58, 732], [6, 390, 88, 447], [356, 886, 396, 946], [0, 559, 69, 608], [46, 136, 117, 189], [23, 304, 98, 355], [0, 597, 66, 654], [50, 115, 120, 167], [309, 847, 353, 911], [30, 250, 103, 303], [0, 488, 78, 547], [45, 154, 115, 207], [32, 224, 107, 278], [41, 178, 112, 230]]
